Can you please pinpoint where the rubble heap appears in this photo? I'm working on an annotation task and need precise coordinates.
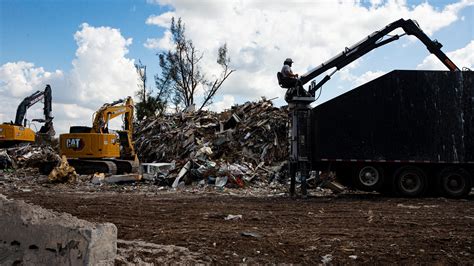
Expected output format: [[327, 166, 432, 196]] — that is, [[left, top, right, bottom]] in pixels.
[[135, 98, 290, 186], [1, 144, 60, 171]]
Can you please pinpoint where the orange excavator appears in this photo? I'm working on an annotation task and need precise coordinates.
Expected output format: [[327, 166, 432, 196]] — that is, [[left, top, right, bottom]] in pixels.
[[59, 96, 139, 175], [0, 85, 54, 147]]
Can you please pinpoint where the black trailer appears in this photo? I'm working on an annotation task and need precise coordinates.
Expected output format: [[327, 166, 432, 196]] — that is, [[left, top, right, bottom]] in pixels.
[[279, 19, 472, 197], [310, 70, 474, 197]]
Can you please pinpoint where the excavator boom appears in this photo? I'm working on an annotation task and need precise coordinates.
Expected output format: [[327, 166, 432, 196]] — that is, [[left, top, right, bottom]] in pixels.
[[14, 85, 53, 126], [92, 97, 132, 132]]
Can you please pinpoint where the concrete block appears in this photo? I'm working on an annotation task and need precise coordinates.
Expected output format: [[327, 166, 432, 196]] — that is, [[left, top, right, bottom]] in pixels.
[[0, 194, 117, 265]]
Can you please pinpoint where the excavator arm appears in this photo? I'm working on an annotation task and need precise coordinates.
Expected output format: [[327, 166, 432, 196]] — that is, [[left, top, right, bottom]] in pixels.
[[90, 96, 136, 159], [92, 97, 134, 134], [14, 84, 53, 127], [298, 19, 459, 96]]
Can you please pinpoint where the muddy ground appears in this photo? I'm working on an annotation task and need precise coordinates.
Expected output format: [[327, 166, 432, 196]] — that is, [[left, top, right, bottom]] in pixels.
[[4, 184, 474, 264]]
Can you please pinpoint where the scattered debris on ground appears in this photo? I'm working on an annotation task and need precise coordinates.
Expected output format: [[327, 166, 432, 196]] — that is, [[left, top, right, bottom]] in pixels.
[[0, 98, 343, 194], [6, 191, 473, 264], [1, 144, 60, 171], [115, 239, 209, 264]]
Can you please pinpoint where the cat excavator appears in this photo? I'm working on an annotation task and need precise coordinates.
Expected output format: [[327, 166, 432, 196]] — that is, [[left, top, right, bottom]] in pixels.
[[59, 96, 139, 175], [0, 84, 54, 147]]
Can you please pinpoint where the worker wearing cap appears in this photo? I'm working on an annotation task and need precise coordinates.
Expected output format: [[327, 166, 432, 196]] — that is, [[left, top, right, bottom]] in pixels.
[[281, 58, 307, 99], [281, 58, 298, 80]]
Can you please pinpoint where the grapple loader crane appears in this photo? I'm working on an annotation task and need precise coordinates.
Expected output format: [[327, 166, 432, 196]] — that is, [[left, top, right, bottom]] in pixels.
[[59, 96, 139, 175], [278, 18, 459, 100]]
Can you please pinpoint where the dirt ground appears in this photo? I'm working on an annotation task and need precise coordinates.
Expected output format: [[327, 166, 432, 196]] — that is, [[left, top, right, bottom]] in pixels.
[[4, 185, 474, 264]]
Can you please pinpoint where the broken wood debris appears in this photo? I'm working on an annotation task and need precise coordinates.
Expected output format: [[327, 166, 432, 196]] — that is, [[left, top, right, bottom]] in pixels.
[[48, 155, 77, 183], [1, 144, 60, 172], [134, 98, 291, 188]]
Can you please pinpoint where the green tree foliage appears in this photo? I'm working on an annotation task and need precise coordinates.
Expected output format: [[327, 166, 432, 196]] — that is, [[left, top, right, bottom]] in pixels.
[[134, 61, 167, 120]]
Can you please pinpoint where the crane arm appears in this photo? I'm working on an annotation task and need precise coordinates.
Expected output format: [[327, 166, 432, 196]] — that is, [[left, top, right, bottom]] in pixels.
[[299, 19, 459, 95]]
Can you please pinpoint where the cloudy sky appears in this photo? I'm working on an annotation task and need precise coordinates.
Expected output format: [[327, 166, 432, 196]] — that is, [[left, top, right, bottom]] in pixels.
[[0, 0, 473, 134]]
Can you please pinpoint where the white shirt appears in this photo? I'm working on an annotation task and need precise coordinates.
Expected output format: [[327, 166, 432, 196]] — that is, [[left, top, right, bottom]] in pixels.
[[281, 65, 293, 78]]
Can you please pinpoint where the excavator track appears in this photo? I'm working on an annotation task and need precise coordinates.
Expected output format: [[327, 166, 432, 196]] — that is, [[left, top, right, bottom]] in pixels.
[[67, 159, 139, 175], [67, 159, 118, 175], [108, 159, 140, 174]]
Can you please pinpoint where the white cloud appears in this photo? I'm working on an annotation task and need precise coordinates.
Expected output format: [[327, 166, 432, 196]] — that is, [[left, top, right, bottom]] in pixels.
[[417, 40, 474, 70], [208, 95, 235, 112], [339, 68, 387, 87], [144, 38, 161, 49], [0, 61, 63, 97], [370, 0, 383, 8], [0, 23, 138, 135], [144, 32, 173, 50], [69, 23, 137, 108], [145, 11, 175, 27], [146, 0, 472, 109], [353, 71, 387, 87], [409, 0, 474, 35]]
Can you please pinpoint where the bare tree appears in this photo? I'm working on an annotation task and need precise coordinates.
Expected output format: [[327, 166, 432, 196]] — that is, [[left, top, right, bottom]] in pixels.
[[156, 17, 235, 111], [199, 44, 235, 110]]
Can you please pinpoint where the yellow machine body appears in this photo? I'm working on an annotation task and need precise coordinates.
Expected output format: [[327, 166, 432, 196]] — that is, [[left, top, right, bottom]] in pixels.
[[60, 133, 120, 158], [0, 124, 35, 143]]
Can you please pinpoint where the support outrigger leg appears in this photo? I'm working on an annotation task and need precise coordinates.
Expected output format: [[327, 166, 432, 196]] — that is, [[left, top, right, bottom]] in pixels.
[[288, 96, 315, 197]]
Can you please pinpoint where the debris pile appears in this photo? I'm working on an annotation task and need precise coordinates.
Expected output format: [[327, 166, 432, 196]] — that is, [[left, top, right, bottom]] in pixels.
[[0, 149, 13, 169], [1, 144, 60, 171], [135, 98, 290, 187]]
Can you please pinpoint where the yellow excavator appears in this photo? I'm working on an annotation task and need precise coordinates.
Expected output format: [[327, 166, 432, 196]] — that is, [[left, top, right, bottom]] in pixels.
[[59, 96, 139, 175], [0, 85, 54, 148]]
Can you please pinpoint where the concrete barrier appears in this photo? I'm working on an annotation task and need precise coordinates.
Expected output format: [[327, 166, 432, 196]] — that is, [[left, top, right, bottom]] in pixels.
[[0, 194, 117, 265]]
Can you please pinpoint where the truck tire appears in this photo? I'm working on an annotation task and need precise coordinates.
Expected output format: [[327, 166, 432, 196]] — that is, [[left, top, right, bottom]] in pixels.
[[354, 165, 384, 191], [394, 166, 427, 197], [437, 168, 472, 198]]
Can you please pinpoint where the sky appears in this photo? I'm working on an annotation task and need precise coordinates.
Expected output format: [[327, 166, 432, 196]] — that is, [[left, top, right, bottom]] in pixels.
[[0, 0, 473, 135]]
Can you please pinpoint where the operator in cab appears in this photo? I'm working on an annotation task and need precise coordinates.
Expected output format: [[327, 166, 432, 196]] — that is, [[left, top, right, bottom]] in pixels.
[[281, 58, 298, 85], [280, 58, 308, 100]]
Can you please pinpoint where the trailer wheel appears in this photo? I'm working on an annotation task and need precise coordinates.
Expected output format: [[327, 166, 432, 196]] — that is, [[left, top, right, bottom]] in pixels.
[[355, 166, 383, 191], [438, 168, 472, 198], [394, 166, 427, 197]]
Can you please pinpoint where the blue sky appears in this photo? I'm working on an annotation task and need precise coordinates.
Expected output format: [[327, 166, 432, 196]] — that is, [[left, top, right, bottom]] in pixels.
[[0, 0, 169, 75], [1, 1, 472, 87], [0, 0, 473, 133]]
